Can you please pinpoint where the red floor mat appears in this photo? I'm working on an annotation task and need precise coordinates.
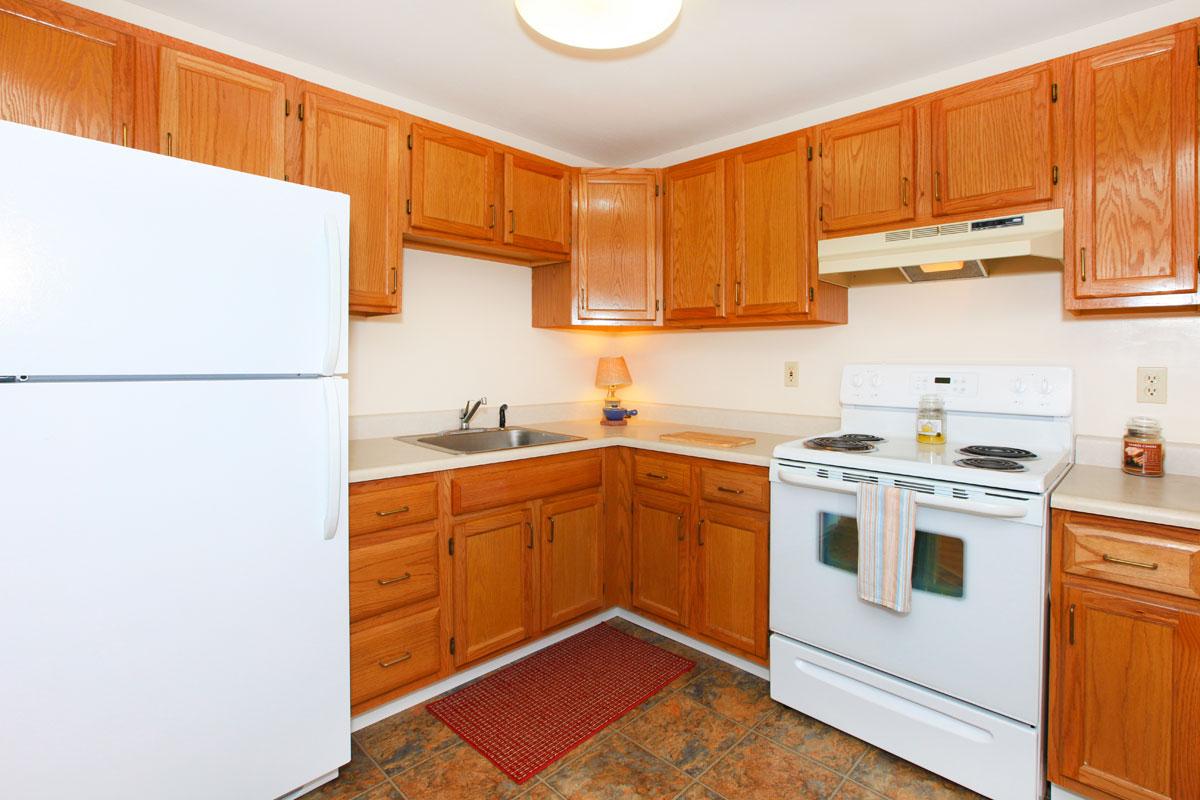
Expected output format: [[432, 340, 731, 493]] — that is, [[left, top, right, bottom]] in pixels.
[[426, 622, 694, 783]]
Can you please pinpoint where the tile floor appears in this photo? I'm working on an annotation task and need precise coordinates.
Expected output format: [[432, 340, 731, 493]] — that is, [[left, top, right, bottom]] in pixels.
[[303, 620, 983, 800]]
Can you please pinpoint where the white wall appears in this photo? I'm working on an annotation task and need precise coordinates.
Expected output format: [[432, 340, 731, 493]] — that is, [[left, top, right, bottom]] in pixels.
[[612, 271, 1200, 442]]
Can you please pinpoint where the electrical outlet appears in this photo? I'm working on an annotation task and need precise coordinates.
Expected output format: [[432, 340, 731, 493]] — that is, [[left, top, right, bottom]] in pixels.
[[1137, 367, 1167, 404], [784, 361, 799, 388]]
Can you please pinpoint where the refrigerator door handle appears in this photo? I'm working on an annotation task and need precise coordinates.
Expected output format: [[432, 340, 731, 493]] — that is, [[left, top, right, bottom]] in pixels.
[[322, 380, 343, 541], [322, 213, 344, 377]]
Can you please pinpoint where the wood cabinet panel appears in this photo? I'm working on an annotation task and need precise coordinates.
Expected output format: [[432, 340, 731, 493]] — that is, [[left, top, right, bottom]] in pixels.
[[158, 48, 285, 178], [541, 491, 605, 630], [350, 604, 443, 709], [930, 66, 1054, 216], [695, 503, 768, 658], [302, 88, 403, 315], [576, 169, 659, 321], [631, 489, 691, 626], [632, 452, 691, 496], [819, 106, 916, 233], [349, 479, 438, 535], [504, 152, 570, 254], [731, 134, 810, 317], [664, 156, 728, 321], [410, 122, 496, 242], [451, 451, 601, 515], [452, 507, 537, 666], [349, 525, 440, 622], [699, 465, 769, 513], [1069, 29, 1198, 309], [0, 0, 133, 144], [1063, 516, 1200, 600]]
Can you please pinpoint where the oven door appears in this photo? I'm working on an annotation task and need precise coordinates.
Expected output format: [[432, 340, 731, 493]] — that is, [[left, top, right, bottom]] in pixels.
[[769, 463, 1047, 724]]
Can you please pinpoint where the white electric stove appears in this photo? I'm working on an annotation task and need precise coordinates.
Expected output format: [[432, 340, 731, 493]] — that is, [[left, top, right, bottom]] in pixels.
[[769, 364, 1074, 800]]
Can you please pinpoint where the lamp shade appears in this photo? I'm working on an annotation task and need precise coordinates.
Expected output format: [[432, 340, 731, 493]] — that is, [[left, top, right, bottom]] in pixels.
[[595, 356, 632, 388]]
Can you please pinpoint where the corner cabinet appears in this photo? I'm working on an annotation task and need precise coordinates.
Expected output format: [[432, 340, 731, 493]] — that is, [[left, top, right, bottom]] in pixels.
[[576, 169, 660, 322], [540, 491, 605, 629], [1067, 28, 1199, 311], [664, 155, 729, 322]]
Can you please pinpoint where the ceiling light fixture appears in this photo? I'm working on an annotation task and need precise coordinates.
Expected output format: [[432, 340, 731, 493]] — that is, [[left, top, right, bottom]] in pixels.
[[515, 0, 682, 50]]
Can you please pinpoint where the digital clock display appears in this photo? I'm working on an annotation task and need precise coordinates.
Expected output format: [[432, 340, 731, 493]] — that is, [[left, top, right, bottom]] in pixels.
[[934, 377, 952, 384]]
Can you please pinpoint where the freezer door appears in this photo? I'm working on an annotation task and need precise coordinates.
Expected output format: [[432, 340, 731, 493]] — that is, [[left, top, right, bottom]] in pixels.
[[0, 121, 348, 378], [0, 378, 349, 799]]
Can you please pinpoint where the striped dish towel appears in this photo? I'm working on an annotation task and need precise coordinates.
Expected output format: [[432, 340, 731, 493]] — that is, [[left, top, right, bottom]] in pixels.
[[856, 483, 918, 613]]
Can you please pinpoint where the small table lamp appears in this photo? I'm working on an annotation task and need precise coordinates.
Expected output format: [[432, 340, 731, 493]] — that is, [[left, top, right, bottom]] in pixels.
[[595, 356, 637, 425]]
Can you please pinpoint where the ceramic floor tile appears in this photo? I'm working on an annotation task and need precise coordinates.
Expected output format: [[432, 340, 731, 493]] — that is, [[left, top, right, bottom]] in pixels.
[[680, 663, 775, 726], [350, 784, 405, 800], [517, 778, 564, 799], [298, 741, 389, 800], [700, 733, 842, 800], [647, 637, 724, 674], [391, 740, 525, 800], [539, 728, 614, 777], [753, 703, 869, 774], [544, 730, 691, 799], [355, 704, 461, 775], [607, 619, 664, 642], [831, 780, 888, 800], [622, 693, 746, 776], [850, 748, 986, 800], [676, 782, 726, 799]]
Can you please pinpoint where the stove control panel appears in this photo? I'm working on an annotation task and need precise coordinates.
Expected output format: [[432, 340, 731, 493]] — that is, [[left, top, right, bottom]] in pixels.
[[841, 364, 1072, 416]]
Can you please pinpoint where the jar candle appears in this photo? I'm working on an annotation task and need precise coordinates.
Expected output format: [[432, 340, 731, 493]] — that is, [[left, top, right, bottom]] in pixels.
[[916, 394, 946, 444], [1123, 416, 1164, 477]]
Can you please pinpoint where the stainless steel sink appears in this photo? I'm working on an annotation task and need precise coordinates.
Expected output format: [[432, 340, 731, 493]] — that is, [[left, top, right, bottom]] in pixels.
[[398, 427, 584, 455]]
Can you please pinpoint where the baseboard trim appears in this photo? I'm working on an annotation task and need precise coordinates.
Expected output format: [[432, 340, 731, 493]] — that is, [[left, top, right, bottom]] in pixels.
[[613, 609, 770, 681]]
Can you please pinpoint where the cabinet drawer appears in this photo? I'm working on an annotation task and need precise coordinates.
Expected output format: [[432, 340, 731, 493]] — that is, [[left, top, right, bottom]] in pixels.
[[350, 526, 440, 622], [1063, 518, 1200, 600], [633, 453, 691, 495], [700, 465, 769, 511], [350, 605, 442, 707], [451, 452, 601, 514], [350, 480, 438, 535]]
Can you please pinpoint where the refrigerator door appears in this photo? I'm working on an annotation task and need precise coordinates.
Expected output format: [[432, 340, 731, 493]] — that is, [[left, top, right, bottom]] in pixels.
[[0, 121, 348, 378], [0, 377, 349, 799]]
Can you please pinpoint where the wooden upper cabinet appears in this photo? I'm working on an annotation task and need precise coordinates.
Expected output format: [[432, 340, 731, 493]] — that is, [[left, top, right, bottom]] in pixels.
[[731, 134, 811, 317], [0, 0, 133, 144], [410, 122, 496, 242], [1053, 584, 1200, 800], [158, 49, 285, 178], [302, 88, 404, 315], [664, 156, 728, 321], [631, 490, 691, 626], [503, 152, 571, 254], [1069, 29, 1198, 310], [819, 106, 916, 233], [540, 491, 604, 630], [695, 503, 769, 658], [577, 169, 660, 322], [930, 66, 1055, 217]]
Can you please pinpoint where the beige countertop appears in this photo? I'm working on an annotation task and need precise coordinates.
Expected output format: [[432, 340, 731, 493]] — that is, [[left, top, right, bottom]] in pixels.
[[1051, 464, 1200, 531], [350, 418, 801, 483]]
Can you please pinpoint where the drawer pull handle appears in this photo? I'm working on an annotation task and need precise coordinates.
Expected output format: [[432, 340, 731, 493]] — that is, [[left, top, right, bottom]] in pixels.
[[376, 506, 410, 517], [379, 652, 412, 668], [717, 486, 745, 495], [645, 472, 669, 480], [377, 572, 412, 586], [1102, 554, 1159, 571]]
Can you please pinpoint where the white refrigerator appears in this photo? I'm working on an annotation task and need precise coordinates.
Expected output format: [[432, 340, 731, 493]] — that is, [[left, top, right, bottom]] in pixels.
[[0, 121, 352, 799]]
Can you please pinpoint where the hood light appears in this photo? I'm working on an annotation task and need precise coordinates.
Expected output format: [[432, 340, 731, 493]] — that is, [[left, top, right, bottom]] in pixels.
[[899, 259, 989, 283], [918, 261, 965, 273], [515, 0, 682, 50]]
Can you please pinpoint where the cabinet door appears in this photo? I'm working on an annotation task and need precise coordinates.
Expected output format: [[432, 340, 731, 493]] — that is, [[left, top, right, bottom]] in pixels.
[[0, 0, 133, 144], [664, 157, 728, 321], [410, 122, 496, 241], [1053, 584, 1200, 800], [930, 66, 1054, 216], [302, 89, 403, 315], [695, 504, 769, 657], [731, 134, 810, 318], [541, 492, 604, 630], [819, 106, 916, 232], [577, 169, 659, 321], [158, 49, 285, 178], [504, 152, 570, 254], [631, 490, 690, 626], [452, 507, 536, 666], [1070, 30, 1198, 308]]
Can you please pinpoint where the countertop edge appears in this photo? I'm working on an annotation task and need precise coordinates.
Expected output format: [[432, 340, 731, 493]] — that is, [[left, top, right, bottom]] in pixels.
[[1050, 494, 1200, 531]]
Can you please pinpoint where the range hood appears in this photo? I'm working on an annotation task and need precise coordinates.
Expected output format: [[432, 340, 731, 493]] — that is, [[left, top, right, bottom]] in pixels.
[[818, 209, 1063, 280]]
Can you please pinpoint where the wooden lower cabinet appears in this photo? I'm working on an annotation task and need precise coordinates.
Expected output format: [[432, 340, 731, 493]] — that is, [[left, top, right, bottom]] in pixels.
[[541, 491, 605, 630], [1050, 511, 1200, 800], [631, 489, 692, 626], [695, 503, 769, 658], [350, 603, 444, 712]]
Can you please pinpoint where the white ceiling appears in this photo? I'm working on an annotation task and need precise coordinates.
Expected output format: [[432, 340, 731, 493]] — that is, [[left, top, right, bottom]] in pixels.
[[127, 0, 1168, 164]]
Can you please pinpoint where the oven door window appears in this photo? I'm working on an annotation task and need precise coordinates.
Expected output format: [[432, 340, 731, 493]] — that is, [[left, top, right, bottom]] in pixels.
[[818, 512, 965, 598]]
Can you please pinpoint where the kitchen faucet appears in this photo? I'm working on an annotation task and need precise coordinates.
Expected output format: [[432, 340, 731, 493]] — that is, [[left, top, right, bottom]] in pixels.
[[459, 397, 486, 430]]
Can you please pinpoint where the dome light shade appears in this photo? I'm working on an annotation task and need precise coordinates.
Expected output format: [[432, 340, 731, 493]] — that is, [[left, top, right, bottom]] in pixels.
[[515, 0, 682, 50]]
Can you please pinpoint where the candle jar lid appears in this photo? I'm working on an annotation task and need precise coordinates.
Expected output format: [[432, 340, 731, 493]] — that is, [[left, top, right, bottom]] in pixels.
[[1126, 416, 1162, 439]]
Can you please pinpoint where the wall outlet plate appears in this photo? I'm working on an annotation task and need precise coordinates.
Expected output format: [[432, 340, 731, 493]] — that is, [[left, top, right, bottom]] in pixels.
[[784, 361, 799, 388], [1137, 367, 1167, 404]]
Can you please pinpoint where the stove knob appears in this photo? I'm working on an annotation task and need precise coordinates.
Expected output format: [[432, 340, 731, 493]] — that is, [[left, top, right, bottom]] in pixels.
[[1012, 378, 1027, 394], [1039, 378, 1053, 395], [851, 374, 864, 388], [870, 374, 883, 388]]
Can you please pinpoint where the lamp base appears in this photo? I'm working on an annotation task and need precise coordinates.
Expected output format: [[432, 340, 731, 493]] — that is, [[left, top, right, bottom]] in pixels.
[[600, 417, 629, 427]]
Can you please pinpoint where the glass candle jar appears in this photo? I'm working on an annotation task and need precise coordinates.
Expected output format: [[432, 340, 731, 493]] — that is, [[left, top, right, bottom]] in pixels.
[[916, 394, 946, 444], [1123, 416, 1164, 477]]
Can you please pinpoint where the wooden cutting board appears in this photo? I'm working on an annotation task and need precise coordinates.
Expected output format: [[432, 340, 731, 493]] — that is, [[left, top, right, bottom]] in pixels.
[[659, 431, 756, 448]]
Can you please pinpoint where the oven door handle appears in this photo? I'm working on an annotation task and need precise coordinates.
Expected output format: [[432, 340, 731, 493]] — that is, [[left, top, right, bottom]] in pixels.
[[775, 467, 1027, 519]]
